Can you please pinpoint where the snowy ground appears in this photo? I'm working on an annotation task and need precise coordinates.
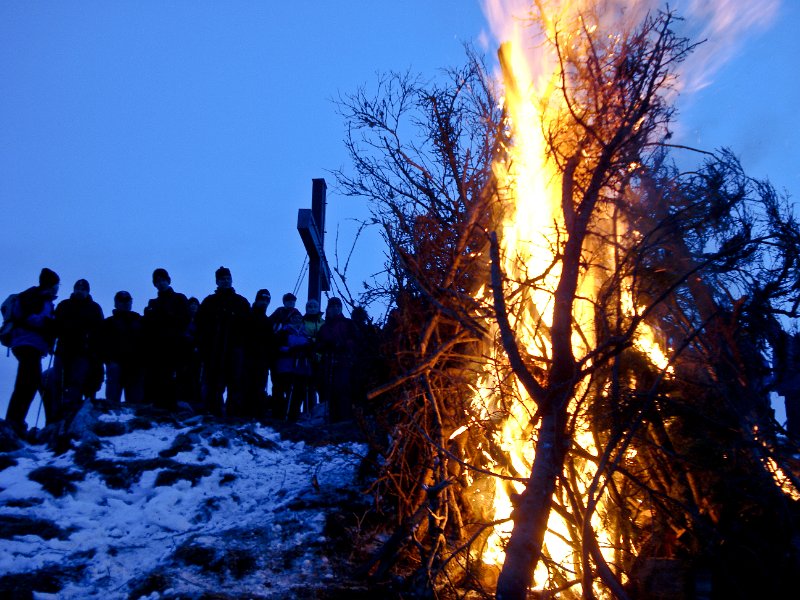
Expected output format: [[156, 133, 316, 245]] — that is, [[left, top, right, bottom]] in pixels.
[[0, 403, 372, 599]]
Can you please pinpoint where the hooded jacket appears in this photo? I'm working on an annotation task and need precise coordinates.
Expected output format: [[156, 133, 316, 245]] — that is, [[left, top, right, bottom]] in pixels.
[[9, 286, 57, 355]]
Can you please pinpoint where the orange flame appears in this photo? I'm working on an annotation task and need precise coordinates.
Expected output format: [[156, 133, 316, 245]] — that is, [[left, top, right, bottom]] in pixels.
[[469, 0, 777, 592]]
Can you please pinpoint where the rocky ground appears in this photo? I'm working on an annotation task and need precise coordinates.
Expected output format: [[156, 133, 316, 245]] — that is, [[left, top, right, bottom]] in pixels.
[[0, 401, 384, 599]]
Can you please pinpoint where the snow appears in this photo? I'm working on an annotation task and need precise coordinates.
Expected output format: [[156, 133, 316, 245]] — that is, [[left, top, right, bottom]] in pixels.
[[0, 405, 368, 598]]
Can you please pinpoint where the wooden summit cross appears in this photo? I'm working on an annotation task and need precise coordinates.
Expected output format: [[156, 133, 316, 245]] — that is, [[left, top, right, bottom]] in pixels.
[[297, 178, 330, 305]]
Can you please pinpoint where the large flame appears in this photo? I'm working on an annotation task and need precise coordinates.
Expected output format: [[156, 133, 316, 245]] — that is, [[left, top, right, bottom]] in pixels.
[[468, 0, 779, 593], [470, 1, 794, 594], [476, 0, 612, 589]]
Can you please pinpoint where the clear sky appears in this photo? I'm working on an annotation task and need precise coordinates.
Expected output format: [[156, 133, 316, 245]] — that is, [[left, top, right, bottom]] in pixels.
[[2, 1, 798, 418]]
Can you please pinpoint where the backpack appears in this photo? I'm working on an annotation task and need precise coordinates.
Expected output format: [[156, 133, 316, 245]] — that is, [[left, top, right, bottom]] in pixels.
[[0, 293, 19, 347]]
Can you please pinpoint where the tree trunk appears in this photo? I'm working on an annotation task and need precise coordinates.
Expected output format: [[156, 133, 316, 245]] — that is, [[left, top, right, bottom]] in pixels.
[[495, 404, 568, 600]]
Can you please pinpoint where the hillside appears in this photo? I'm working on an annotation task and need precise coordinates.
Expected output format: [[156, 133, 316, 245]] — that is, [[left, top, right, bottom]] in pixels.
[[0, 401, 376, 599]]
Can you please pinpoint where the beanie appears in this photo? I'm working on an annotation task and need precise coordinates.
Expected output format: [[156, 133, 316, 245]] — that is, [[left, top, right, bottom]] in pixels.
[[215, 266, 232, 280], [74, 278, 90, 292], [255, 289, 271, 301], [152, 268, 170, 284], [39, 268, 60, 288]]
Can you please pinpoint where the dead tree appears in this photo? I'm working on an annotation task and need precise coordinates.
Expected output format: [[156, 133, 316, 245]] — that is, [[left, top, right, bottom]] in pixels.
[[336, 52, 508, 595], [337, 7, 800, 598], [490, 7, 697, 598], [491, 5, 800, 599]]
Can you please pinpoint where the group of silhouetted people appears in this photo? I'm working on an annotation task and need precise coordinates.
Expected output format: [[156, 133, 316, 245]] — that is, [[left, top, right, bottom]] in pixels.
[[3, 266, 380, 437]]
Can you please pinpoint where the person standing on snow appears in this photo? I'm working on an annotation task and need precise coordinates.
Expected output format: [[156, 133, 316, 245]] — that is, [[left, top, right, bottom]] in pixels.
[[98, 290, 144, 405], [195, 267, 251, 417], [50, 279, 105, 421], [302, 298, 325, 414], [273, 309, 312, 422], [142, 268, 191, 411], [3, 268, 60, 433], [243, 288, 275, 419], [317, 297, 357, 423]]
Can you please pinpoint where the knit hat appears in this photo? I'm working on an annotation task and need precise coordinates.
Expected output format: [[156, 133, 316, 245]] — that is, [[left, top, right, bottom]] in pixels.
[[255, 289, 271, 301], [39, 268, 60, 289], [74, 279, 90, 292], [215, 266, 232, 280], [114, 290, 132, 303], [152, 268, 170, 284]]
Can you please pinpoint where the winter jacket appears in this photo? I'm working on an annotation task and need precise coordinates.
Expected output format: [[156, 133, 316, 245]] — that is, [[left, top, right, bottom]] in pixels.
[[270, 306, 298, 331], [54, 294, 104, 359], [8, 286, 57, 356], [302, 313, 325, 343], [274, 323, 312, 376], [246, 304, 275, 365], [317, 314, 357, 357], [99, 309, 144, 367], [142, 287, 191, 354], [195, 288, 251, 360]]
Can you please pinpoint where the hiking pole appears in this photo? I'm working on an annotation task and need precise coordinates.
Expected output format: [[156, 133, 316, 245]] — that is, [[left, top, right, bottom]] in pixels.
[[35, 351, 55, 429]]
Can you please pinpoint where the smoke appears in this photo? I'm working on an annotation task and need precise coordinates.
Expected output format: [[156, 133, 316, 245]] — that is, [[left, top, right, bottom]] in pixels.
[[673, 0, 780, 92], [480, 0, 782, 93]]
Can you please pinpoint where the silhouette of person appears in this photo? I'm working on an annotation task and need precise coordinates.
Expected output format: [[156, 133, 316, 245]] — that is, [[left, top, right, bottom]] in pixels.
[[270, 293, 298, 331], [4, 268, 60, 434], [178, 296, 203, 412], [51, 279, 104, 421], [302, 298, 325, 414], [99, 291, 144, 405], [195, 267, 251, 417], [142, 268, 191, 411], [243, 288, 274, 419], [273, 309, 312, 421], [317, 297, 356, 422]]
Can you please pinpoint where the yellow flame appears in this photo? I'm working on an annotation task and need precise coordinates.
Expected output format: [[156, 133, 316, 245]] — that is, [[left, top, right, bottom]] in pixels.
[[477, 0, 592, 586], [475, 0, 677, 593], [473, 0, 776, 594]]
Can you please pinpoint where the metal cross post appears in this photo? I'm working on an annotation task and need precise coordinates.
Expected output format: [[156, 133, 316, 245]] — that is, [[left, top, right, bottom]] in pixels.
[[297, 178, 330, 305]]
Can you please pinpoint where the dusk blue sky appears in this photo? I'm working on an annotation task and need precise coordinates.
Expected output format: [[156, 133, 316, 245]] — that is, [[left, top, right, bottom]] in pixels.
[[2, 1, 798, 420]]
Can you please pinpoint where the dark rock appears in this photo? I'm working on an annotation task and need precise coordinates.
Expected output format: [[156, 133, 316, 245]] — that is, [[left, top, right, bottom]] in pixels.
[[67, 400, 101, 442], [1, 497, 43, 509], [154, 462, 216, 487], [158, 431, 199, 458], [89, 457, 170, 489], [219, 472, 237, 485], [192, 497, 223, 524], [174, 540, 217, 568], [209, 433, 230, 448], [238, 427, 279, 451], [128, 416, 153, 431], [173, 540, 258, 579], [0, 419, 23, 453], [0, 564, 86, 596], [127, 571, 169, 598], [223, 547, 258, 578], [93, 420, 129, 437], [28, 465, 85, 498], [71, 439, 101, 468], [0, 455, 17, 472], [0, 514, 70, 540]]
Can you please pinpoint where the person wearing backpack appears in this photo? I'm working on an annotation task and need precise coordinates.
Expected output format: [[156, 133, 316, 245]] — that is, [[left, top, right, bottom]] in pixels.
[[3, 268, 60, 435]]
